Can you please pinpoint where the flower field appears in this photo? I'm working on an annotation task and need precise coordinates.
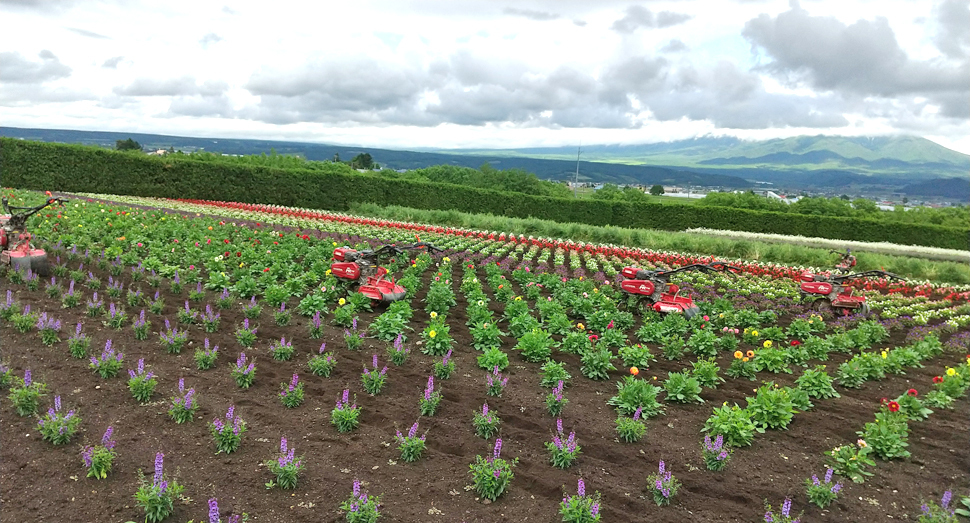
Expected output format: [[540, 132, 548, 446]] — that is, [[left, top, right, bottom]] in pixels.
[[1, 189, 968, 523]]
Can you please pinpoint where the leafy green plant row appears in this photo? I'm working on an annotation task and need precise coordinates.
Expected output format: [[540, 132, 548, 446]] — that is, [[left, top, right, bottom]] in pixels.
[[3, 138, 967, 251]]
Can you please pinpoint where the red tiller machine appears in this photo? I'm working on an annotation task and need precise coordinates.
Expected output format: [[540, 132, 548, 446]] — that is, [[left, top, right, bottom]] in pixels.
[[331, 241, 442, 303], [798, 269, 904, 316], [1, 196, 67, 277], [619, 262, 741, 318]]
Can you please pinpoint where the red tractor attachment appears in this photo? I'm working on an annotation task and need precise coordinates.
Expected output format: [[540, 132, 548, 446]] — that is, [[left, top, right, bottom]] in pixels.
[[799, 269, 904, 316], [331, 241, 443, 303], [620, 262, 741, 318], [1, 196, 67, 277]]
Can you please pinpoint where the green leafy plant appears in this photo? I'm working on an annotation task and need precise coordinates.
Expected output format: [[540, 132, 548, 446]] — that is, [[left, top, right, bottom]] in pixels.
[[796, 365, 840, 399], [469, 438, 516, 501], [805, 468, 843, 509], [691, 358, 724, 388], [514, 328, 557, 363], [133, 452, 184, 523], [37, 395, 81, 445], [618, 344, 655, 370], [473, 402, 501, 439], [477, 347, 509, 371], [663, 371, 704, 404], [340, 479, 381, 523], [580, 346, 616, 381], [615, 407, 646, 443], [395, 422, 427, 463], [331, 390, 361, 433], [540, 360, 572, 388], [746, 383, 796, 431], [646, 460, 680, 506], [702, 402, 759, 448], [559, 478, 602, 523], [127, 359, 157, 404], [607, 376, 664, 417], [265, 436, 304, 490], [826, 442, 875, 483]]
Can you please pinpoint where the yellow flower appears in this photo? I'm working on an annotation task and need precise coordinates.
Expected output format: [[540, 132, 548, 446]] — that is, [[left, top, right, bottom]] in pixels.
[[752, 330, 759, 337], [593, 288, 598, 293], [763, 340, 772, 348], [429, 330, 437, 339], [577, 323, 585, 330], [514, 296, 522, 301], [429, 312, 437, 319], [742, 357, 749, 362], [734, 351, 743, 359], [443, 257, 450, 263], [881, 351, 888, 359], [338, 298, 346, 306], [325, 269, 332, 276], [239, 262, 245, 268], [332, 242, 337, 246], [946, 367, 957, 377]]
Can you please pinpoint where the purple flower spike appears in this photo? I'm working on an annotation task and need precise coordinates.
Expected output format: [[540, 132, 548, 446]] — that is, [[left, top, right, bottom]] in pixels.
[[24, 369, 31, 387], [578, 478, 586, 497], [153, 452, 164, 486], [493, 438, 503, 460], [781, 497, 792, 517], [208, 498, 220, 523], [281, 436, 288, 454]]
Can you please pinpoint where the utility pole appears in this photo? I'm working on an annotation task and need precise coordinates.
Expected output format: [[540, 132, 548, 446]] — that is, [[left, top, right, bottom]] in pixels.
[[573, 142, 582, 198]]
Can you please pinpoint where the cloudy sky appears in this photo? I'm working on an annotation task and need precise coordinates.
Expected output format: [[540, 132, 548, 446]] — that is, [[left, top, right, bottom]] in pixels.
[[2, 0, 968, 153]]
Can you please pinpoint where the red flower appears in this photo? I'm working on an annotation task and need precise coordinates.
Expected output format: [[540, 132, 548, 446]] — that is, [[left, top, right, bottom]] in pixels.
[[790, 340, 801, 346], [588, 335, 599, 341], [906, 389, 917, 397], [880, 397, 889, 406], [263, 268, 270, 272], [887, 401, 900, 413], [933, 376, 944, 384], [224, 251, 230, 257], [236, 252, 242, 257]]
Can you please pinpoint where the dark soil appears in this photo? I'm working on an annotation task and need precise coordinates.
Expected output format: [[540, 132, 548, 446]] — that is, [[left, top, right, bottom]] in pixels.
[[1, 256, 968, 523]]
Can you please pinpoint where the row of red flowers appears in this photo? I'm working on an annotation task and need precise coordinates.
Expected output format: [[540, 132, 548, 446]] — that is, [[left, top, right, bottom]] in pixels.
[[172, 198, 963, 301]]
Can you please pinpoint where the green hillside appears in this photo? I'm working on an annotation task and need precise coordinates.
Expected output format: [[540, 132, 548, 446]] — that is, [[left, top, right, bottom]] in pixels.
[[442, 135, 970, 181]]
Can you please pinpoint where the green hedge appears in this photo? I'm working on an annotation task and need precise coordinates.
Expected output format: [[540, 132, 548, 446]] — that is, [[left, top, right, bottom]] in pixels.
[[2, 138, 966, 250]]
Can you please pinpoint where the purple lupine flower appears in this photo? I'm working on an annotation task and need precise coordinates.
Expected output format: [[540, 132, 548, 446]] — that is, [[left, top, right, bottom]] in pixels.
[[590, 503, 599, 516], [153, 452, 164, 487], [556, 418, 563, 434], [74, 321, 83, 337], [353, 479, 361, 498], [824, 467, 833, 484], [831, 482, 842, 494], [319, 342, 327, 354], [578, 478, 585, 497], [342, 389, 350, 405], [352, 317, 358, 331], [493, 438, 503, 460], [372, 354, 379, 368], [281, 436, 288, 454], [424, 376, 434, 400], [102, 426, 114, 447], [921, 504, 931, 515], [81, 447, 94, 467], [408, 422, 418, 439], [183, 390, 194, 408], [493, 469, 501, 479], [442, 349, 452, 364], [781, 497, 791, 517], [279, 302, 286, 313], [54, 395, 61, 411], [24, 369, 32, 387], [659, 460, 665, 475], [288, 373, 299, 392], [208, 498, 220, 523], [482, 403, 489, 416], [633, 406, 643, 421], [178, 378, 185, 393], [942, 491, 952, 509]]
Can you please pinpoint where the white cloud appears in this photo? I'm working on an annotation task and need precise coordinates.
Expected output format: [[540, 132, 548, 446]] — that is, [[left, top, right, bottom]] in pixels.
[[0, 0, 966, 154]]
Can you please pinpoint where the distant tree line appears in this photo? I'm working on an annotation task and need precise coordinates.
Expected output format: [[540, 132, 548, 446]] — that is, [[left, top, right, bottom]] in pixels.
[[698, 191, 968, 228], [382, 163, 572, 198]]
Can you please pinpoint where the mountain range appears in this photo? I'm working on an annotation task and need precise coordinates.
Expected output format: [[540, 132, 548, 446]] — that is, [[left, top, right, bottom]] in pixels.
[[2, 127, 967, 199]]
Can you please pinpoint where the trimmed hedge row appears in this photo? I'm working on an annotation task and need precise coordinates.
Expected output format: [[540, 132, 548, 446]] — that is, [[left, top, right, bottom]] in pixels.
[[2, 138, 967, 250]]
